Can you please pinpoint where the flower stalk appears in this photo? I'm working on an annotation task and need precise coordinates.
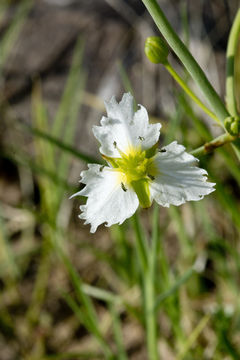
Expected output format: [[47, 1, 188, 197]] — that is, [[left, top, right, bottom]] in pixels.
[[141, 0, 229, 124], [144, 36, 219, 124], [132, 209, 159, 360], [145, 204, 160, 360], [164, 61, 220, 124], [191, 133, 238, 158], [132, 212, 149, 272]]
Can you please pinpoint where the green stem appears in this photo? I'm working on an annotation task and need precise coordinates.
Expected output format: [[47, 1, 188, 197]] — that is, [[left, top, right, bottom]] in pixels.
[[145, 204, 160, 360], [190, 133, 237, 157], [150, 205, 159, 278], [132, 211, 159, 359], [132, 212, 148, 273], [142, 0, 229, 123], [165, 62, 220, 124], [145, 271, 159, 360], [226, 9, 240, 116]]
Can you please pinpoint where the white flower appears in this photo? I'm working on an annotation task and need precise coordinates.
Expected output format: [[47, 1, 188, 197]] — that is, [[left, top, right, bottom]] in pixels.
[[72, 93, 215, 233]]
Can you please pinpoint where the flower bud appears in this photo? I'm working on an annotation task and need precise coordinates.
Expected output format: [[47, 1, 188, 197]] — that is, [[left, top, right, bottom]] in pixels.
[[144, 36, 169, 64], [224, 116, 240, 136]]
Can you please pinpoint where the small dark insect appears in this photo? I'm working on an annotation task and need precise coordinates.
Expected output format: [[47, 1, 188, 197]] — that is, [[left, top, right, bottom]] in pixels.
[[148, 174, 155, 180], [159, 148, 166, 153], [138, 136, 145, 141], [113, 141, 117, 148], [99, 165, 104, 172], [121, 182, 127, 192]]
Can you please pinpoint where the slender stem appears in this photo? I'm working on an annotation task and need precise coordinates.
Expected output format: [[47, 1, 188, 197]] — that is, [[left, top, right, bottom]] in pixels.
[[145, 270, 159, 360], [141, 0, 229, 123], [132, 210, 159, 359], [132, 212, 148, 273], [150, 204, 159, 276], [190, 133, 237, 157], [144, 204, 160, 360], [226, 8, 240, 116], [165, 62, 220, 124]]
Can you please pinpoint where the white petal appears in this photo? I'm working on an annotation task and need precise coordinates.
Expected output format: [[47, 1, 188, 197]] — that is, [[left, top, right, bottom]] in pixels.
[[133, 105, 161, 150], [93, 93, 161, 157], [105, 92, 134, 123], [150, 141, 215, 207], [73, 164, 139, 233]]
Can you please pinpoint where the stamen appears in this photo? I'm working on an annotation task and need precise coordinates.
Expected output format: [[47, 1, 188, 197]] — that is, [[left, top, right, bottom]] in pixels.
[[112, 141, 129, 159], [148, 174, 155, 180], [121, 182, 127, 192]]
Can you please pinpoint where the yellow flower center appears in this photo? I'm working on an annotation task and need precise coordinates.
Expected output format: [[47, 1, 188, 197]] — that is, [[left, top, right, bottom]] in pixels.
[[104, 145, 158, 208], [116, 147, 156, 183]]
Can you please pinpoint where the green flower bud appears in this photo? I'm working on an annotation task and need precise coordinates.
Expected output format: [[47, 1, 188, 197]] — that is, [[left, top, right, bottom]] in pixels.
[[224, 116, 240, 136], [144, 36, 169, 64]]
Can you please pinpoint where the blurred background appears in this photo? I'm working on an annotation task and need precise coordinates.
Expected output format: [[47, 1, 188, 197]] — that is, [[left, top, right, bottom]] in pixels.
[[1, 0, 240, 359]]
